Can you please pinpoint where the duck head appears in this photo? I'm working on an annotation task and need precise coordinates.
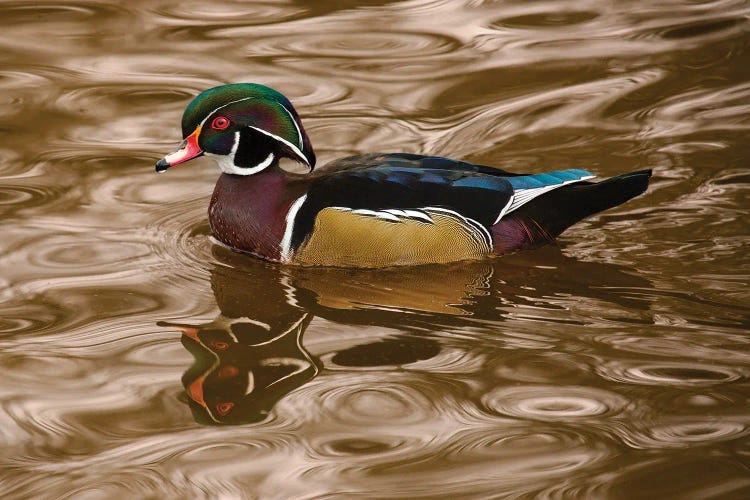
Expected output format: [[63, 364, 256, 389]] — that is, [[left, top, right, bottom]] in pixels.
[[156, 83, 316, 175]]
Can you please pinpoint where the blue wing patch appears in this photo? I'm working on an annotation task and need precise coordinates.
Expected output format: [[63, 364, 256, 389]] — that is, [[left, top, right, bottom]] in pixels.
[[506, 169, 593, 190]]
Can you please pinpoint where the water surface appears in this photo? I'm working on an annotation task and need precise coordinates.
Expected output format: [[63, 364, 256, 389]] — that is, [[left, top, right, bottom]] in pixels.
[[1, 0, 749, 497]]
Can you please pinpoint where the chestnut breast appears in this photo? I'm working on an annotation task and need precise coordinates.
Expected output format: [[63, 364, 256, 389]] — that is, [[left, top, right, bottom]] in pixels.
[[208, 170, 297, 261]]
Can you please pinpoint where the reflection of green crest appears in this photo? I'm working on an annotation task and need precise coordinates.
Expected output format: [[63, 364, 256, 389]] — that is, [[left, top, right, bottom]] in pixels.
[[178, 314, 318, 425]]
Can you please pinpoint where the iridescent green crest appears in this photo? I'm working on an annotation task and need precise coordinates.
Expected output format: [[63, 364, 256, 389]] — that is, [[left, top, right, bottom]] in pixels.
[[182, 83, 315, 167]]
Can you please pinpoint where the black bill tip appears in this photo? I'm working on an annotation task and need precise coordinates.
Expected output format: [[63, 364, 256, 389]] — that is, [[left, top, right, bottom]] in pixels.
[[155, 158, 170, 173]]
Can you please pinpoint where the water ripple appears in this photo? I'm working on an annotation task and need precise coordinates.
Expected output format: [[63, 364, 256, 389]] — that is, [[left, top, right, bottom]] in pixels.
[[482, 385, 627, 421], [152, 1, 306, 29], [492, 11, 600, 29], [54, 84, 198, 117], [240, 31, 460, 59], [597, 360, 746, 387], [0, 70, 56, 118], [319, 378, 438, 427], [0, 184, 64, 213], [623, 419, 750, 449]]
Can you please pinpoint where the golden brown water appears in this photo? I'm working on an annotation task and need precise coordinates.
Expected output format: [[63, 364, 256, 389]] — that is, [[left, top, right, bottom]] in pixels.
[[2, 0, 750, 497]]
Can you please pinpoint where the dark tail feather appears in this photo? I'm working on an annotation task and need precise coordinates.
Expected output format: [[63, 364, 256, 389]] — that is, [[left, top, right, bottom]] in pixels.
[[492, 169, 652, 253]]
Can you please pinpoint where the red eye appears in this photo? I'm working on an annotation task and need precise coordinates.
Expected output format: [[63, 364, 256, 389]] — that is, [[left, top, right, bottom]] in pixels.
[[211, 116, 230, 130], [216, 402, 234, 416], [212, 341, 229, 350]]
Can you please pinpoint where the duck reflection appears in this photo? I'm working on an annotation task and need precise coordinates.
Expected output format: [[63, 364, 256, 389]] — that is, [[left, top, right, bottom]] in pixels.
[[164, 313, 316, 425], [160, 248, 493, 424], [162, 245, 650, 425]]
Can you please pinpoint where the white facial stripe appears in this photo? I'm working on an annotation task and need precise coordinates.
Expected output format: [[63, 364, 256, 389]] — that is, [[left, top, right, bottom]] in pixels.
[[261, 314, 317, 390], [209, 151, 274, 176], [248, 126, 308, 165], [247, 314, 308, 348], [198, 96, 257, 128], [278, 102, 304, 149], [263, 358, 313, 390], [205, 130, 277, 176], [237, 318, 272, 331], [225, 327, 239, 344], [280, 194, 308, 263], [252, 152, 275, 172]]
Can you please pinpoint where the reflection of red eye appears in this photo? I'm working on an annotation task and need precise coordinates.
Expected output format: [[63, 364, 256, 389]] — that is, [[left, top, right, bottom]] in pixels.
[[216, 401, 234, 416], [212, 341, 229, 350], [211, 116, 230, 130], [218, 365, 238, 378]]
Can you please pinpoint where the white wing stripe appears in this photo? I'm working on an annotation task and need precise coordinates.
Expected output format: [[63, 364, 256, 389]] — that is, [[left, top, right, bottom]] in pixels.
[[493, 175, 595, 224], [322, 206, 491, 248], [423, 207, 492, 248], [331, 207, 434, 223], [350, 209, 400, 222], [402, 210, 433, 222]]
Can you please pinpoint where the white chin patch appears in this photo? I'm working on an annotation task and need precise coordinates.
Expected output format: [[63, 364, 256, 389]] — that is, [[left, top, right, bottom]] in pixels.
[[206, 132, 275, 175]]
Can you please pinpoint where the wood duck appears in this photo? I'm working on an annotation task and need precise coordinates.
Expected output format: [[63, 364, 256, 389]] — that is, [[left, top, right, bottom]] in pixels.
[[155, 83, 652, 267]]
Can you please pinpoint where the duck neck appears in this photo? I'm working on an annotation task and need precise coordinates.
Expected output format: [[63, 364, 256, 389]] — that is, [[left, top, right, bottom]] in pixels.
[[208, 166, 303, 261]]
